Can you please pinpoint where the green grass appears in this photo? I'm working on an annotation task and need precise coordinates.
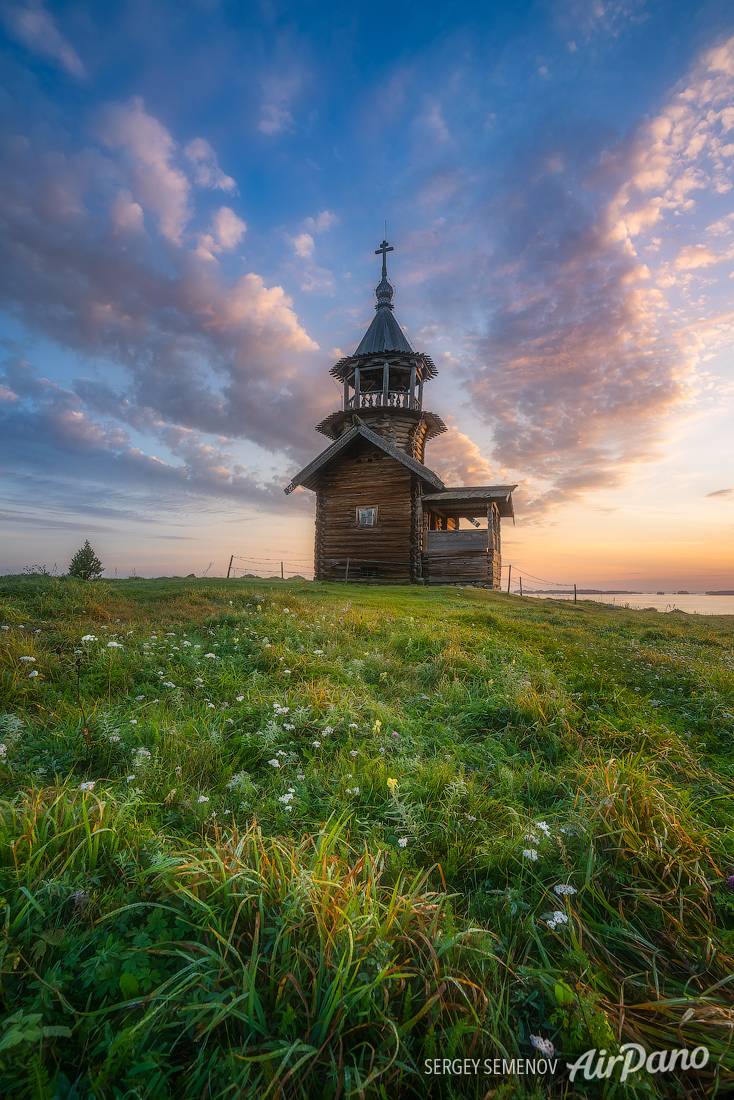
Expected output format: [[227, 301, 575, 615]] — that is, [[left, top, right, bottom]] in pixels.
[[1, 573, 733, 1099]]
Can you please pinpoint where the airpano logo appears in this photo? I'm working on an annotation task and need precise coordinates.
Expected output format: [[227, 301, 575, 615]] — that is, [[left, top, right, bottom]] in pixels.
[[567, 1044, 710, 1083]]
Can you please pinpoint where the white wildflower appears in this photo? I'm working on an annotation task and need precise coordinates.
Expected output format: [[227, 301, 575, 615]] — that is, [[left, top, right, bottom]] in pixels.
[[547, 911, 569, 930], [536, 821, 551, 836], [81, 635, 97, 642], [197, 795, 210, 803], [268, 759, 280, 768], [311, 741, 321, 748], [398, 837, 408, 848], [530, 1036, 555, 1057], [126, 774, 135, 782], [522, 849, 538, 861], [28, 670, 39, 678], [135, 695, 145, 700], [554, 884, 576, 896], [236, 695, 244, 702], [107, 641, 124, 648], [79, 781, 95, 791], [129, 719, 137, 725], [204, 652, 216, 658], [20, 656, 36, 662]]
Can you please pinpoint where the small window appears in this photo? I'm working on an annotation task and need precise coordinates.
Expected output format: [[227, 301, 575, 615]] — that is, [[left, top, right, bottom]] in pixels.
[[357, 506, 377, 526]]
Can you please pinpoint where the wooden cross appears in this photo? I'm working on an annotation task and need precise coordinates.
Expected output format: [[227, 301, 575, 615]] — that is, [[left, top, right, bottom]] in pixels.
[[375, 239, 394, 277]]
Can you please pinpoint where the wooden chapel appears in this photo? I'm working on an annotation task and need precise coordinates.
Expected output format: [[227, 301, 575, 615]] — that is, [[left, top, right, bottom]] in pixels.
[[284, 240, 516, 585]]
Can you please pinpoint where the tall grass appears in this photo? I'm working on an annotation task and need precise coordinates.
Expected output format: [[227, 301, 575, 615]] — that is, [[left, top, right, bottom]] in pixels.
[[1, 574, 733, 1096]]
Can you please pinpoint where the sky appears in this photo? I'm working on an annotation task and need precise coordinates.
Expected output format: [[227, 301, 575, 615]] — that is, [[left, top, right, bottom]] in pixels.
[[0, 0, 733, 589]]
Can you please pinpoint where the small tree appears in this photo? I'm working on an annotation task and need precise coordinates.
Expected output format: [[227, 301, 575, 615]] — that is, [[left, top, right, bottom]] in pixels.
[[68, 540, 104, 580]]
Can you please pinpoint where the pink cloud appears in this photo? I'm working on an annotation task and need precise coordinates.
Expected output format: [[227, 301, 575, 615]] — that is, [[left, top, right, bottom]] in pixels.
[[97, 97, 192, 244], [183, 138, 237, 193], [1, 1, 86, 77]]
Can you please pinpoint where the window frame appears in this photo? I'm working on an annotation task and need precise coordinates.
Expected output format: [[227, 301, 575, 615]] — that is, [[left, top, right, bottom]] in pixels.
[[356, 505, 378, 527]]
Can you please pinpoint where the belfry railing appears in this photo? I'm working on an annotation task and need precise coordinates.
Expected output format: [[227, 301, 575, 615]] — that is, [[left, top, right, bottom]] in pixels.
[[345, 391, 421, 411]]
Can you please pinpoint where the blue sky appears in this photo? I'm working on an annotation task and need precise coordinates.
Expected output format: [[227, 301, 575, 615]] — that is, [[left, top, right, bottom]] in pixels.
[[1, 0, 733, 586]]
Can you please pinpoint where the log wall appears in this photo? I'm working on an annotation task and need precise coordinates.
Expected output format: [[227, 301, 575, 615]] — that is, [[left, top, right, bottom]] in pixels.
[[314, 441, 416, 583], [421, 532, 502, 587]]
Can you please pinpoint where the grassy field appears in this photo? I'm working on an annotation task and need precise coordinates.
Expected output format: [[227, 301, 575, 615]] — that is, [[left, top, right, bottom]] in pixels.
[[1, 574, 733, 1100]]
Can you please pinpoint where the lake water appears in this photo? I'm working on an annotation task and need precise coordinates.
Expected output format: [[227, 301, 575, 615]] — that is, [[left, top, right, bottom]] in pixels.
[[522, 592, 734, 616]]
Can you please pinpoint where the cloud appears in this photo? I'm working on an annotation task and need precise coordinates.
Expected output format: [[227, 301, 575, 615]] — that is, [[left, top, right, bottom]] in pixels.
[[0, 357, 313, 515], [291, 232, 314, 258], [0, 87, 340, 534], [258, 104, 294, 135], [303, 211, 339, 233], [211, 206, 246, 249], [706, 487, 733, 497], [110, 189, 145, 235], [0, 0, 86, 77], [0, 510, 117, 532], [675, 244, 734, 269], [426, 426, 496, 485], [196, 206, 247, 256], [97, 97, 192, 244], [426, 35, 734, 518], [183, 138, 237, 193], [287, 214, 338, 291]]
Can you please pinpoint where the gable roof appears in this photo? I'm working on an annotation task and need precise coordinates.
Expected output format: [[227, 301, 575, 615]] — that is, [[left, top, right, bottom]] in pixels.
[[284, 423, 445, 495]]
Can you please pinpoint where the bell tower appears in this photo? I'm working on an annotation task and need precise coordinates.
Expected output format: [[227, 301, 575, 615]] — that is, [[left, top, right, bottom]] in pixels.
[[314, 239, 446, 462], [285, 238, 516, 586]]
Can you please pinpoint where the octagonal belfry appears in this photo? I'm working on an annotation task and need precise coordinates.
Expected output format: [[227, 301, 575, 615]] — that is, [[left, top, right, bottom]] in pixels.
[[284, 239, 516, 585]]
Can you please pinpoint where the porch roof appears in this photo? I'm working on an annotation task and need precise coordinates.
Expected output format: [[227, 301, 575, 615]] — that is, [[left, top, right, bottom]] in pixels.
[[421, 485, 517, 519]]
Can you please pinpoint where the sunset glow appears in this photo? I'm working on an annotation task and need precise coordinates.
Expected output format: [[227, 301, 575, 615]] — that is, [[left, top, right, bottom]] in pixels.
[[1, 1, 733, 588]]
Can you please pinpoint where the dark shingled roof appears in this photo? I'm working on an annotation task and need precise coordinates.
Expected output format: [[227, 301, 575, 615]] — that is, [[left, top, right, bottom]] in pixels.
[[421, 486, 518, 520], [354, 306, 414, 355], [284, 423, 444, 495]]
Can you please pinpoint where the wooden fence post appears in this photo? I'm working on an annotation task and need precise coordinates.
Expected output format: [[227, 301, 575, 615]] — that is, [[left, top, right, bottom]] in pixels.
[[345, 558, 350, 584], [227, 555, 233, 579], [507, 564, 512, 594]]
